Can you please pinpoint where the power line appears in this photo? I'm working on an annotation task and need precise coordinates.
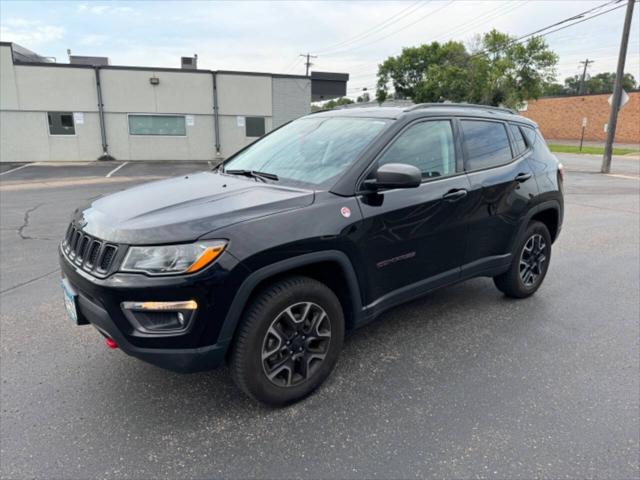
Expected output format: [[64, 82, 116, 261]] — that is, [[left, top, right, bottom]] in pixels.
[[320, 0, 455, 57], [314, 0, 428, 55], [344, 0, 529, 77], [342, 0, 631, 90]]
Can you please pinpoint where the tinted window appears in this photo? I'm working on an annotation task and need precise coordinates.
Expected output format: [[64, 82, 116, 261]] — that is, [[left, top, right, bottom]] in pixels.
[[510, 124, 527, 156], [129, 115, 186, 136], [462, 120, 512, 170], [379, 120, 455, 179], [521, 125, 537, 147], [48, 112, 75, 135], [246, 117, 266, 137]]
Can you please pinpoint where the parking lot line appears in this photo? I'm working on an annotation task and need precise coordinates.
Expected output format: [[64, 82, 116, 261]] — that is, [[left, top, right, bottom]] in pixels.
[[105, 162, 129, 177], [606, 173, 639, 180], [0, 164, 32, 177]]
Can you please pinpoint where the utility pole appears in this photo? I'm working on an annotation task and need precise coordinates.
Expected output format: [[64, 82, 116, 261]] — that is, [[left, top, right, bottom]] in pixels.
[[601, 0, 635, 174], [300, 53, 317, 77], [578, 58, 594, 94]]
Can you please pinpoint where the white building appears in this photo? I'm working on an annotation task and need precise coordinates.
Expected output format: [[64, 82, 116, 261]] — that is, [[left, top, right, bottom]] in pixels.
[[0, 43, 348, 163]]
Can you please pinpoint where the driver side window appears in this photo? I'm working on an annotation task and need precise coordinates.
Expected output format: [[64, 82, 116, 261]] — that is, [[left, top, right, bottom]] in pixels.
[[378, 120, 456, 179]]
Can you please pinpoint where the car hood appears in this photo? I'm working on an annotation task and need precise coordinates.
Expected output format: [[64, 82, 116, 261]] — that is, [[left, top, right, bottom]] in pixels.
[[73, 171, 314, 244]]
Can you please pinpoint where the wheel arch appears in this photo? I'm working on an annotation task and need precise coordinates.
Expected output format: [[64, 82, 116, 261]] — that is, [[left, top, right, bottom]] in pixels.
[[217, 251, 364, 351], [531, 207, 560, 242]]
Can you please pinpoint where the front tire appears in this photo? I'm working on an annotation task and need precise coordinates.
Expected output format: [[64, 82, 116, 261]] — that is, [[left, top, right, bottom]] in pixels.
[[494, 221, 552, 298], [230, 275, 344, 406]]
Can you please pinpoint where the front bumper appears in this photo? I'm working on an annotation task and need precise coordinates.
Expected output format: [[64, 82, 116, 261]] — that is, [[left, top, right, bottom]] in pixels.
[[59, 245, 245, 372]]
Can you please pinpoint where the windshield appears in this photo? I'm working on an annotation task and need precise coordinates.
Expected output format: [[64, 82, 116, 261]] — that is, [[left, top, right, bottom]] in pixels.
[[223, 116, 389, 187]]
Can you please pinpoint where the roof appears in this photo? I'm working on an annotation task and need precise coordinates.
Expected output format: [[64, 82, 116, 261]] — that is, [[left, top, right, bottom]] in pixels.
[[311, 103, 537, 126], [0, 42, 310, 80]]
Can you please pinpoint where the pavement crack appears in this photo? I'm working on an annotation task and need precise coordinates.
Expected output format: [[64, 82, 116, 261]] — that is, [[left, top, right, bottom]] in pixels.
[[16, 203, 53, 241], [0, 268, 60, 295]]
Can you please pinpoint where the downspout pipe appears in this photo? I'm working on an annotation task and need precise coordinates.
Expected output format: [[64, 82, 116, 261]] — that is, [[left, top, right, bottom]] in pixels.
[[94, 66, 114, 161], [212, 71, 221, 158]]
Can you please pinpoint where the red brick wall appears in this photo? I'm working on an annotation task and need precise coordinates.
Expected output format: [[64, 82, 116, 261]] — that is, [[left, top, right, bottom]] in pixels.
[[521, 91, 640, 143]]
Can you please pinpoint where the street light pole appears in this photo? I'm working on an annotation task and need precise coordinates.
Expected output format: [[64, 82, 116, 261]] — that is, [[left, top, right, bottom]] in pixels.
[[601, 0, 635, 174]]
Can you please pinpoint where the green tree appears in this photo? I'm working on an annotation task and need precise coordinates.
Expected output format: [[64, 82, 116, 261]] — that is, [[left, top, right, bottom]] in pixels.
[[560, 72, 637, 96], [376, 41, 470, 103], [542, 82, 567, 96], [470, 30, 558, 106], [313, 97, 354, 111], [375, 29, 558, 108]]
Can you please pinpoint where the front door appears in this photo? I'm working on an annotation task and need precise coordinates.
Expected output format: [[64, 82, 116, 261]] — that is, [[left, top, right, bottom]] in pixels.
[[355, 119, 473, 307]]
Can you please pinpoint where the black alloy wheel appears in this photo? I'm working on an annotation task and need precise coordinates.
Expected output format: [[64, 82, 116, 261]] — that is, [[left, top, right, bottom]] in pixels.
[[230, 275, 344, 406], [261, 302, 331, 387], [519, 233, 548, 288], [493, 221, 552, 298]]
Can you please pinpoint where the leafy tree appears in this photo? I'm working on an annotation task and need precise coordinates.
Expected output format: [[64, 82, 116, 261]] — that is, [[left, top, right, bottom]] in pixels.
[[546, 72, 637, 96], [312, 97, 354, 111], [580, 72, 637, 94], [376, 41, 470, 103], [375, 29, 558, 108], [542, 82, 567, 96], [469, 30, 558, 106]]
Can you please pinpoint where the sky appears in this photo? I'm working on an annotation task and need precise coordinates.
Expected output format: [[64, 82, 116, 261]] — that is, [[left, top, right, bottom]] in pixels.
[[1, 0, 638, 99]]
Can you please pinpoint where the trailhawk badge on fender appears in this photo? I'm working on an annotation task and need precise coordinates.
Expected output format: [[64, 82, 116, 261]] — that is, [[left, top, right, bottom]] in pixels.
[[340, 207, 351, 218]]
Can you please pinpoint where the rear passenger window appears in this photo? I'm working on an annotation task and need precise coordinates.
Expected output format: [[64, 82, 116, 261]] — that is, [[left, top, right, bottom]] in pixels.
[[461, 120, 512, 170], [378, 120, 456, 179], [510, 124, 527, 156]]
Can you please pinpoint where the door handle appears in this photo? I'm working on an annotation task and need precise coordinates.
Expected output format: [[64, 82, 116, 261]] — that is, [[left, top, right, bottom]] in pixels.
[[442, 189, 468, 201], [514, 172, 532, 183]]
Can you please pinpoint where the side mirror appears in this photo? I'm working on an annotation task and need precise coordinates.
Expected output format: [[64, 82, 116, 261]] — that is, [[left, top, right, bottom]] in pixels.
[[365, 163, 422, 190]]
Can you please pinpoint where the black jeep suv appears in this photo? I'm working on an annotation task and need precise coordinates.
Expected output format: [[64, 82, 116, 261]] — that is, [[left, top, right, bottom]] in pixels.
[[60, 104, 563, 405]]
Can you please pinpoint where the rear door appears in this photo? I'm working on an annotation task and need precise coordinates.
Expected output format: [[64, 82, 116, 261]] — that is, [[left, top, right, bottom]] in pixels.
[[459, 118, 539, 273], [355, 118, 473, 304]]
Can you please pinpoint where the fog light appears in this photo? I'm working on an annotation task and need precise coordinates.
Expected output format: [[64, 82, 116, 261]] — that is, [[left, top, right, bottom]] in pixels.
[[121, 300, 197, 333]]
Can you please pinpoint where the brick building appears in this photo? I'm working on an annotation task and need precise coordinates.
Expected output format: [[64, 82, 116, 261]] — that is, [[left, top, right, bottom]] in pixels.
[[521, 91, 639, 144]]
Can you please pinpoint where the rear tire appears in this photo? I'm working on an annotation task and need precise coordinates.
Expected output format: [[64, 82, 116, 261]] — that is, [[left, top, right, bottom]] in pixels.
[[494, 221, 552, 298], [230, 275, 344, 406]]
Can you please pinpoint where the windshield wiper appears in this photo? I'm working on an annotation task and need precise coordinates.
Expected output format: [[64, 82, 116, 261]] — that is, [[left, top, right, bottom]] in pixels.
[[224, 169, 279, 182]]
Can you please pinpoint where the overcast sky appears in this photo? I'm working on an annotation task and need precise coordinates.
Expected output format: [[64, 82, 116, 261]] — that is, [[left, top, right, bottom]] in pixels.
[[1, 0, 638, 98]]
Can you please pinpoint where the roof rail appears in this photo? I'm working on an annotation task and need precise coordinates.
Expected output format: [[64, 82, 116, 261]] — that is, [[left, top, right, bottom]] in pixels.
[[405, 102, 518, 115]]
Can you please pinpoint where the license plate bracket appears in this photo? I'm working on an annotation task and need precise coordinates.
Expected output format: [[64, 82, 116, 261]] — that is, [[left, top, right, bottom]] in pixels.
[[61, 278, 80, 325]]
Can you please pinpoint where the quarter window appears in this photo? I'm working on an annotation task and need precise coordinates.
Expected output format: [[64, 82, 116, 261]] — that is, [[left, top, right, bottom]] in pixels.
[[521, 125, 538, 147], [461, 120, 512, 170], [378, 120, 456, 179], [510, 124, 527, 156], [48, 112, 75, 135], [246, 117, 266, 137], [128, 115, 186, 136]]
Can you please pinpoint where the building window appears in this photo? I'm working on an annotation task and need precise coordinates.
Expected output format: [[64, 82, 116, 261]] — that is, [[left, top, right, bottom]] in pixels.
[[246, 117, 266, 137], [48, 112, 75, 135], [128, 115, 186, 136]]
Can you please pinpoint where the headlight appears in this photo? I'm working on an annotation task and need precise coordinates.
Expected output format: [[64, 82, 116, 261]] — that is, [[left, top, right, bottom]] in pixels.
[[121, 240, 227, 275]]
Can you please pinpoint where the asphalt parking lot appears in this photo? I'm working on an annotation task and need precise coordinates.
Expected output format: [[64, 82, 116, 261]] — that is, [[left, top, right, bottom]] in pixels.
[[1, 155, 638, 479]]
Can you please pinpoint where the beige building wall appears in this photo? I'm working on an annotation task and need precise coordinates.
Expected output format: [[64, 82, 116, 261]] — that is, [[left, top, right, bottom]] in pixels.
[[0, 43, 314, 163]]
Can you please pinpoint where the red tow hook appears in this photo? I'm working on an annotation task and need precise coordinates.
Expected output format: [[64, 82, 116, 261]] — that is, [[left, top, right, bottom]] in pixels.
[[104, 337, 118, 349]]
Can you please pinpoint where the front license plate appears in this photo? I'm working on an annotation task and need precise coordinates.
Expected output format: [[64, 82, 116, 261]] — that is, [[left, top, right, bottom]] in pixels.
[[61, 279, 78, 324]]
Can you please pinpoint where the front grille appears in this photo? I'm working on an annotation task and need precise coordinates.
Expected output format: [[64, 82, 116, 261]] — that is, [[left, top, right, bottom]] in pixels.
[[62, 223, 119, 275]]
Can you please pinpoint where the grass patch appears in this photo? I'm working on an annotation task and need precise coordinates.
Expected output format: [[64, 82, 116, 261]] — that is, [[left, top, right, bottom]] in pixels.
[[548, 144, 639, 155]]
